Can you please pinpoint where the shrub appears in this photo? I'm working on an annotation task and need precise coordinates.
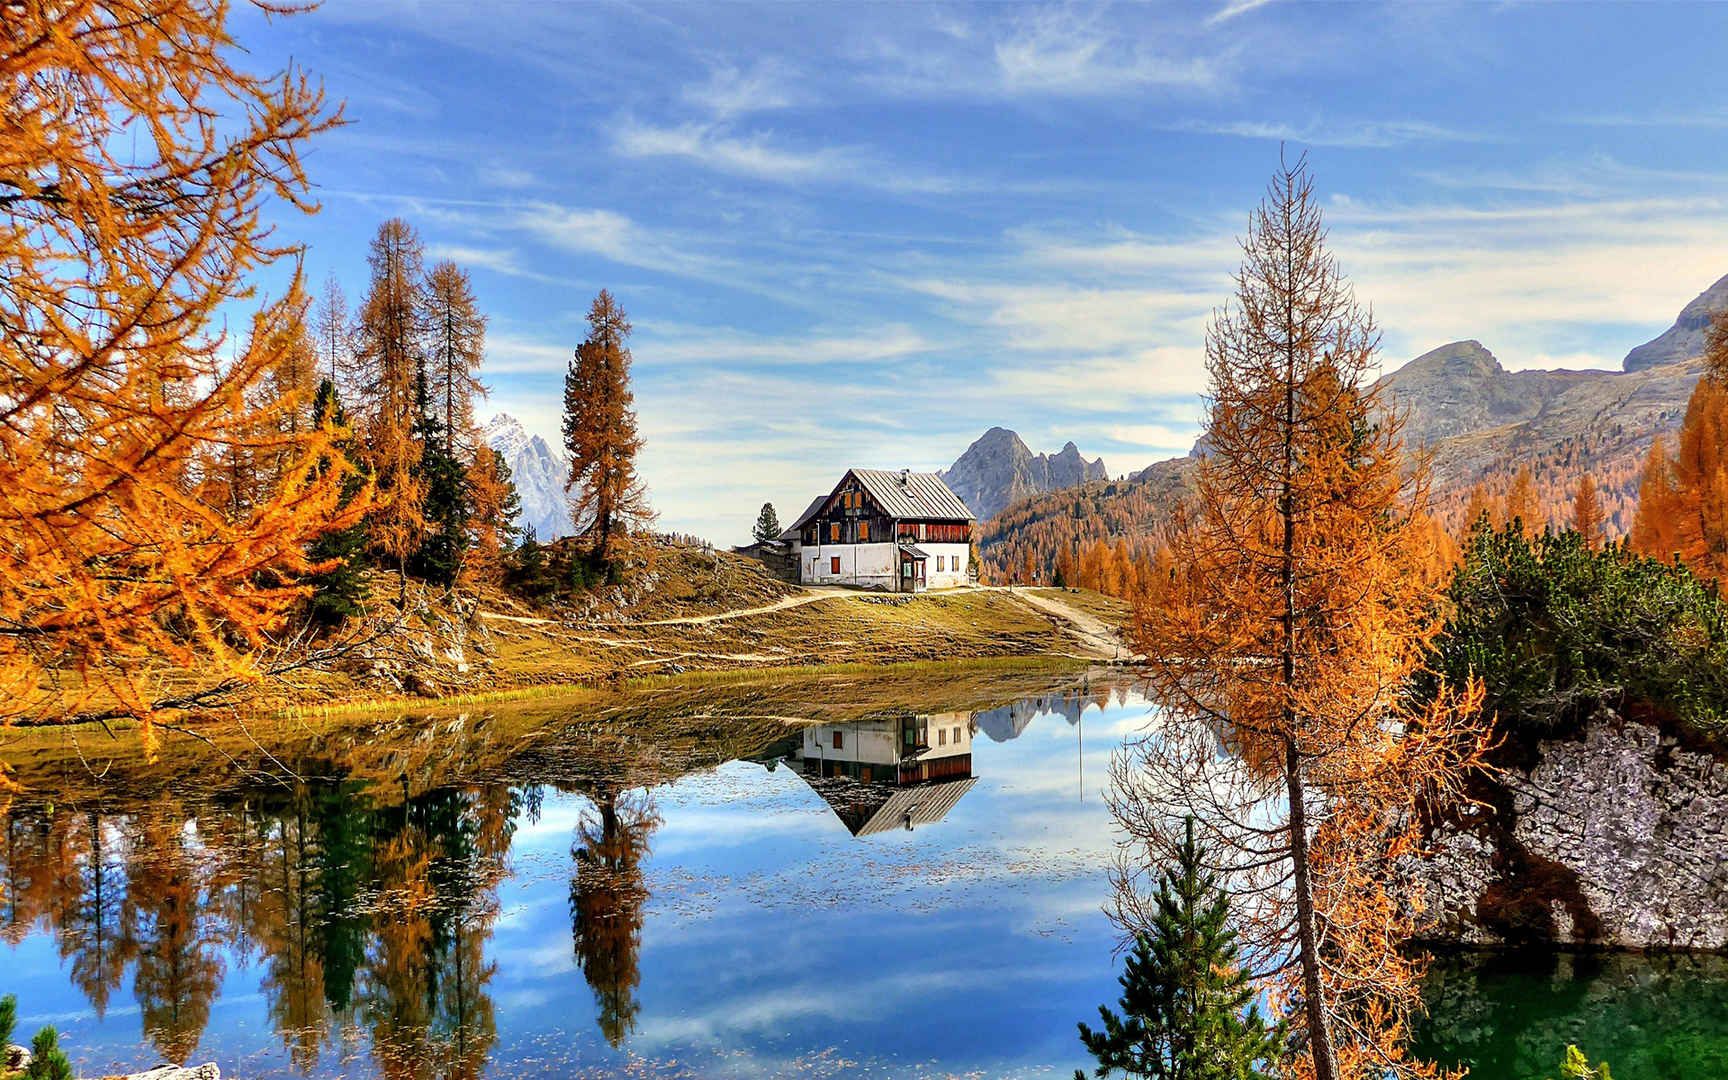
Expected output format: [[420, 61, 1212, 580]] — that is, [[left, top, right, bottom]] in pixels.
[[1416, 523, 1728, 755]]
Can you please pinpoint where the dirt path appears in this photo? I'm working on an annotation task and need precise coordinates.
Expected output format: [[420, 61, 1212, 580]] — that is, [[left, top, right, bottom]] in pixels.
[[626, 586, 855, 626], [998, 587, 1132, 661]]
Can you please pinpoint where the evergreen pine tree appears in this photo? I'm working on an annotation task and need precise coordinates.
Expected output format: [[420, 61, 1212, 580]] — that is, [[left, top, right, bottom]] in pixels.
[[512, 525, 552, 598], [26, 1028, 73, 1080], [0, 994, 13, 1047], [306, 380, 372, 625], [752, 502, 782, 544], [1077, 819, 1282, 1080], [409, 361, 469, 587]]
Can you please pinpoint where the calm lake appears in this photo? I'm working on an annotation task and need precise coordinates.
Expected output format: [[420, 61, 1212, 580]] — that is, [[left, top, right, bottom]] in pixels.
[[0, 670, 1721, 1079]]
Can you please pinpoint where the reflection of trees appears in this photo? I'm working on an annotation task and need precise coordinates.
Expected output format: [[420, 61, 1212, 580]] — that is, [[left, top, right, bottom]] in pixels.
[[0, 773, 520, 1080], [126, 804, 225, 1064], [569, 788, 659, 1048], [56, 812, 134, 1019], [363, 786, 511, 1080], [257, 792, 334, 1072]]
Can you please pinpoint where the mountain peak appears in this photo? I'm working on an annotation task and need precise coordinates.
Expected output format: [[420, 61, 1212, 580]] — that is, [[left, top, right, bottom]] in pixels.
[[1624, 271, 1728, 371], [1400, 340, 1503, 380], [484, 412, 572, 541], [940, 427, 1107, 520]]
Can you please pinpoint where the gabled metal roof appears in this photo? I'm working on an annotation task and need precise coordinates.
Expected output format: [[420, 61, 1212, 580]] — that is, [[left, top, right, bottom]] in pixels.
[[850, 469, 974, 521], [852, 777, 978, 836], [803, 775, 980, 837], [780, 495, 827, 539]]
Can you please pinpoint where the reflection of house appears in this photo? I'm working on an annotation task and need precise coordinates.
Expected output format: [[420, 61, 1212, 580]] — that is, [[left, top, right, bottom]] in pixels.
[[792, 713, 977, 836], [782, 469, 975, 592]]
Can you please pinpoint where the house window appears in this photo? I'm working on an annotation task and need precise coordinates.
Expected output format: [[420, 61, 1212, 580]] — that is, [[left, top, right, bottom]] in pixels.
[[859, 521, 869, 541], [936, 556, 945, 572], [830, 522, 840, 542], [953, 726, 962, 743], [833, 730, 843, 749], [831, 556, 841, 575], [938, 728, 947, 746]]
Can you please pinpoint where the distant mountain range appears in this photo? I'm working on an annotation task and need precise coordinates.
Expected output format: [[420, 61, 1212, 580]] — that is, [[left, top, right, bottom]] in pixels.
[[939, 426, 1109, 521], [482, 413, 572, 542], [979, 271, 1728, 580]]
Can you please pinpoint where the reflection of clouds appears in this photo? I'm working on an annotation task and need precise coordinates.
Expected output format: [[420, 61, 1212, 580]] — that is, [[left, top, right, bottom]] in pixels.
[[469, 687, 1157, 1076], [633, 961, 1090, 1048]]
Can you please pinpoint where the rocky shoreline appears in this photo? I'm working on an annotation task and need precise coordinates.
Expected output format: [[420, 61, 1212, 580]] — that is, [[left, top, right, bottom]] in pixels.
[[1406, 715, 1728, 951]]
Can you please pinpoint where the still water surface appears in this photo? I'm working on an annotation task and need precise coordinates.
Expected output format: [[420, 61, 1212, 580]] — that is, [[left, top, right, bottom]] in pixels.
[[3, 682, 1133, 1078], [0, 677, 1722, 1078]]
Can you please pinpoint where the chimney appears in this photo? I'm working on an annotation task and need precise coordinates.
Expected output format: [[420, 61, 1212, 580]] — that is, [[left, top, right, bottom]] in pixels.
[[899, 468, 909, 487]]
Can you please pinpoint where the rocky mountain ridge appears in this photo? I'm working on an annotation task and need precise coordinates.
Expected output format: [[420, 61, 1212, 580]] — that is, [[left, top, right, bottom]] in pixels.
[[1623, 271, 1728, 371], [939, 426, 1109, 520], [482, 413, 572, 542], [986, 271, 1727, 579]]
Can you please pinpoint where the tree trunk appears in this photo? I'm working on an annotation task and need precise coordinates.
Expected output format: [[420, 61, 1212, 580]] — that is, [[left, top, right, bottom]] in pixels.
[[1286, 736, 1338, 1080]]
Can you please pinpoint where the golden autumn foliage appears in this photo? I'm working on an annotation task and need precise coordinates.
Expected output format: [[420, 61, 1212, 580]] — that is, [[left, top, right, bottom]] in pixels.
[[0, 0, 370, 723], [1573, 473, 1604, 549], [1114, 158, 1490, 1080], [1630, 313, 1728, 582], [563, 290, 652, 566], [354, 218, 428, 575], [462, 445, 515, 586]]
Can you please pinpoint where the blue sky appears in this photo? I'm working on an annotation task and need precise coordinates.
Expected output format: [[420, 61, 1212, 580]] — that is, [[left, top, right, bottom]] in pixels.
[[237, 1, 1728, 542]]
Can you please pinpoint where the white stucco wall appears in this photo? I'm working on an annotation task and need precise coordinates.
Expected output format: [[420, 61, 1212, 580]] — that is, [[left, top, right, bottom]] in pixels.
[[801, 542, 898, 589], [800, 541, 972, 589], [801, 720, 900, 766], [924, 543, 973, 589], [923, 712, 972, 757]]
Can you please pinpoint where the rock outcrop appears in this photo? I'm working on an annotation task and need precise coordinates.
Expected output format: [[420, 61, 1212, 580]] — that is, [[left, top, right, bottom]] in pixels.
[[1408, 718, 1728, 950], [126, 1065, 221, 1080], [940, 427, 1108, 521], [1623, 271, 1728, 371]]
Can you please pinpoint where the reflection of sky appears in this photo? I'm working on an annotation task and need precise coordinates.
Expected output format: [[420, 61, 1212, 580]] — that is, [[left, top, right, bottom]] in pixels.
[[4, 692, 1157, 1079]]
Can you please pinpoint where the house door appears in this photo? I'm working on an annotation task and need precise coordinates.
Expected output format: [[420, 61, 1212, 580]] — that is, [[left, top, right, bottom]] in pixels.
[[915, 560, 926, 590]]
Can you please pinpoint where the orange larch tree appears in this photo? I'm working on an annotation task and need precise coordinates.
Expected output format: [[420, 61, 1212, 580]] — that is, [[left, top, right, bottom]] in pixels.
[[1504, 464, 1538, 533], [1630, 311, 1728, 581], [1572, 473, 1604, 548], [1115, 156, 1489, 1080], [1630, 435, 1684, 561], [462, 445, 519, 587], [353, 218, 428, 578], [0, 0, 367, 723], [423, 260, 488, 460], [562, 290, 651, 568]]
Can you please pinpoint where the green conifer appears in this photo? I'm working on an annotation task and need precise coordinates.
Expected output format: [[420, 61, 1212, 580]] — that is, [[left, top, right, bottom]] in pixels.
[[306, 379, 371, 625], [752, 502, 782, 544], [0, 994, 14, 1048], [1077, 818, 1282, 1080], [409, 362, 469, 587], [25, 1028, 72, 1080]]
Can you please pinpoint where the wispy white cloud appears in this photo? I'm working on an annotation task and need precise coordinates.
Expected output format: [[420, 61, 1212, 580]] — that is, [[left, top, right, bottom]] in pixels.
[[1205, 0, 1278, 27], [859, 6, 1227, 100], [427, 243, 570, 285], [1181, 116, 1501, 148], [611, 120, 861, 184], [682, 60, 803, 118], [993, 8, 1221, 95]]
